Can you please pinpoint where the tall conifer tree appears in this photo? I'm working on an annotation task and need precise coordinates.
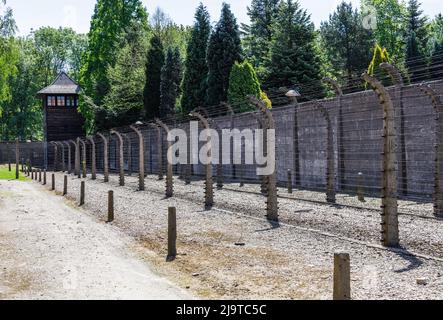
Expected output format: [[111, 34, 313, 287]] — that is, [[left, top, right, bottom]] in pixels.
[[206, 3, 243, 106], [181, 3, 211, 114], [144, 34, 165, 120]]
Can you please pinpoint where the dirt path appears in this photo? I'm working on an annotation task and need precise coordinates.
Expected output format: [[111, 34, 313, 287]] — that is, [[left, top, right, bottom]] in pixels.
[[0, 180, 192, 300]]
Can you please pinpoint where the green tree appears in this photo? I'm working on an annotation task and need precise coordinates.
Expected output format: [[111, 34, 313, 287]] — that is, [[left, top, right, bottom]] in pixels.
[[243, 0, 280, 77], [0, 38, 42, 140], [206, 3, 243, 106], [181, 3, 211, 114], [32, 27, 87, 86], [80, 0, 148, 107], [362, 0, 407, 61], [160, 47, 183, 118], [428, 14, 443, 80], [405, 0, 429, 82], [0, 0, 17, 107], [266, 0, 324, 99], [320, 2, 374, 88], [102, 24, 148, 128], [143, 34, 165, 119], [228, 61, 262, 113]]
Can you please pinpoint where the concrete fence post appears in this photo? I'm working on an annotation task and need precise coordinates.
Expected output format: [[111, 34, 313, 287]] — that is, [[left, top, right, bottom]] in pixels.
[[420, 84, 443, 217], [323, 78, 345, 191], [313, 101, 336, 203], [107, 190, 114, 222], [156, 119, 174, 198], [79, 139, 87, 178], [363, 72, 399, 247], [73, 139, 80, 178], [167, 207, 177, 261], [87, 137, 97, 180], [254, 112, 268, 196], [58, 142, 66, 173], [51, 142, 59, 172], [189, 112, 213, 209], [130, 125, 145, 191], [64, 142, 72, 174], [249, 96, 278, 221], [148, 123, 164, 181], [110, 130, 125, 187], [79, 181, 85, 206], [97, 133, 109, 183], [333, 252, 351, 300], [381, 63, 407, 197], [63, 175, 68, 196]]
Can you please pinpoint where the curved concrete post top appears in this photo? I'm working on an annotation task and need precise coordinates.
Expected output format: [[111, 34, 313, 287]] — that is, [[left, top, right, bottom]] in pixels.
[[362, 72, 394, 105], [323, 77, 343, 96], [380, 62, 404, 86], [420, 83, 442, 109], [248, 95, 275, 129], [155, 118, 171, 133], [189, 111, 210, 129]]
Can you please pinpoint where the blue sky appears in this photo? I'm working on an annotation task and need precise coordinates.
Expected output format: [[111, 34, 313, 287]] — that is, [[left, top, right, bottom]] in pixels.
[[4, 0, 443, 35]]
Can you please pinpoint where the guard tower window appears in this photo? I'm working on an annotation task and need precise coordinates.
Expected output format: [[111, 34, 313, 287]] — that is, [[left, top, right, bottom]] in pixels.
[[47, 96, 56, 107], [57, 96, 65, 107], [66, 96, 76, 107]]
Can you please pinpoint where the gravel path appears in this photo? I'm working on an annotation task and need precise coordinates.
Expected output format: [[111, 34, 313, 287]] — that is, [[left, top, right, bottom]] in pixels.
[[0, 179, 192, 300], [37, 171, 443, 300]]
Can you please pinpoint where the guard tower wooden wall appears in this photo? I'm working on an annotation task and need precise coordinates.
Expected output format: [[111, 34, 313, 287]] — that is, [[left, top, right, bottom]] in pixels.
[[37, 72, 85, 142]]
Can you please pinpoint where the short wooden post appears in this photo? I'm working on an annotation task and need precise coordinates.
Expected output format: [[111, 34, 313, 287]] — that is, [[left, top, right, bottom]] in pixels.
[[357, 172, 365, 202], [38, 169, 42, 182], [43, 170, 47, 185], [333, 252, 351, 300], [51, 174, 55, 191], [167, 207, 177, 261], [287, 169, 293, 194], [26, 159, 30, 176], [107, 190, 114, 222], [15, 139, 19, 180], [21, 158, 24, 172], [79, 181, 85, 206], [63, 175, 68, 196]]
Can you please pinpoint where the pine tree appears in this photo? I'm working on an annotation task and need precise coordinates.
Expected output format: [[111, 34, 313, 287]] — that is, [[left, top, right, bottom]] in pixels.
[[244, 0, 280, 77], [160, 47, 183, 118], [428, 14, 443, 80], [266, 0, 323, 99], [181, 3, 211, 114], [228, 61, 262, 113], [405, 0, 428, 83], [320, 2, 374, 87], [144, 34, 165, 120], [206, 3, 243, 107]]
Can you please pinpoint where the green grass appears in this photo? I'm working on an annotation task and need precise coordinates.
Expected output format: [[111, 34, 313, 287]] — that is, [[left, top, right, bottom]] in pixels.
[[0, 165, 27, 181]]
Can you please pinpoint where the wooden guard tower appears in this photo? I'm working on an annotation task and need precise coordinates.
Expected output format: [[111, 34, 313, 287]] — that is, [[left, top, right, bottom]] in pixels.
[[37, 72, 84, 168]]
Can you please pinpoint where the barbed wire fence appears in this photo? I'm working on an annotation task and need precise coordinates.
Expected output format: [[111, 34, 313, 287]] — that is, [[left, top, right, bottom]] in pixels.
[[1, 62, 443, 248]]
